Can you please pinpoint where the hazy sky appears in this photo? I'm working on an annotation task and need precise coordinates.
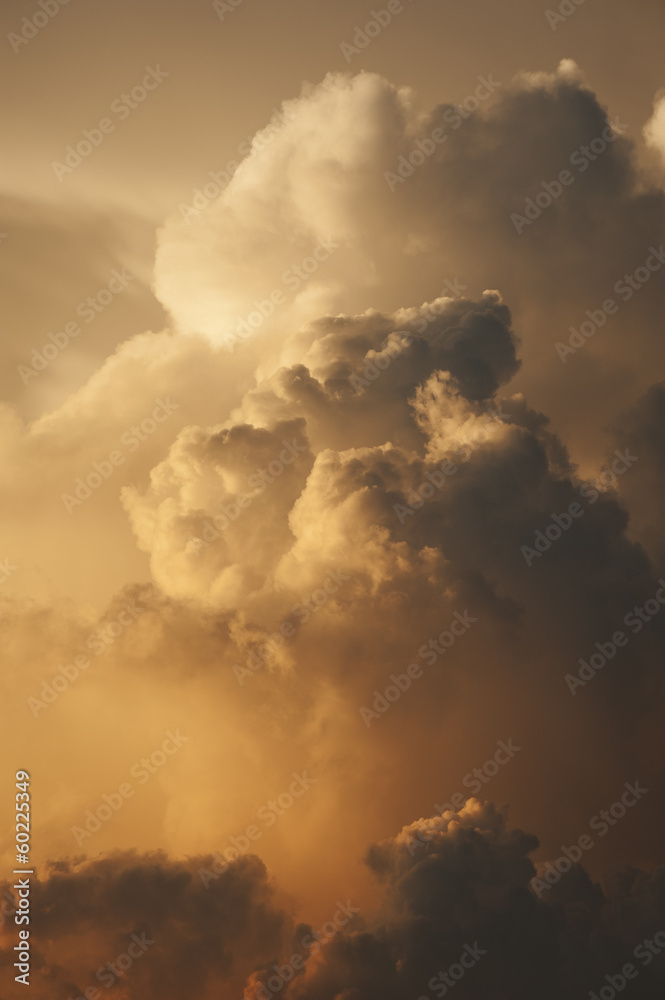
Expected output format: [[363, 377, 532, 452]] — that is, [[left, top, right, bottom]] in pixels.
[[2, 1, 665, 998]]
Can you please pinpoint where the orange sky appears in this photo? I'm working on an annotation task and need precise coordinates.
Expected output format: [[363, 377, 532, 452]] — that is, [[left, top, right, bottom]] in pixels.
[[2, 2, 665, 998]]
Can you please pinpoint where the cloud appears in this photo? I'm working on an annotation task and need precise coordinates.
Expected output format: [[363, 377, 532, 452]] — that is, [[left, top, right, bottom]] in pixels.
[[0, 194, 166, 416], [3, 806, 664, 1000], [279, 802, 665, 1000], [153, 62, 665, 467], [644, 92, 665, 165], [613, 380, 665, 564], [154, 72, 413, 346], [120, 291, 520, 605], [3, 60, 665, 1000], [113, 306, 665, 888], [122, 417, 315, 608], [0, 850, 292, 1000]]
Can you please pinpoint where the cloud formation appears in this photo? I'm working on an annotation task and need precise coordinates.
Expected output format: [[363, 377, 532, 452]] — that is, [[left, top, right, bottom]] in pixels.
[[0, 850, 292, 1000], [3, 54, 665, 1000], [3, 805, 664, 1000]]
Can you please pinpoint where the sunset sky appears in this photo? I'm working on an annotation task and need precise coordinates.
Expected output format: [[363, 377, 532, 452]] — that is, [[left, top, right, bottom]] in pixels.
[[2, 0, 665, 997]]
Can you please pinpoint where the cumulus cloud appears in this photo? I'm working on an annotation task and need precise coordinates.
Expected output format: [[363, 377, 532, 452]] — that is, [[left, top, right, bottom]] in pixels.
[[7, 805, 662, 1000], [277, 802, 665, 1000], [613, 381, 665, 564], [111, 276, 665, 889], [121, 291, 520, 605], [154, 62, 665, 466], [123, 417, 315, 608], [3, 57, 665, 1000], [0, 851, 292, 1000], [644, 93, 665, 165], [154, 72, 413, 346]]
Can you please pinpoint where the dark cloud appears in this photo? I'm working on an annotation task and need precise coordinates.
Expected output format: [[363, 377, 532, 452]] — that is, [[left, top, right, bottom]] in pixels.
[[280, 803, 665, 1000], [614, 381, 665, 565], [0, 850, 292, 1000], [3, 808, 664, 1000]]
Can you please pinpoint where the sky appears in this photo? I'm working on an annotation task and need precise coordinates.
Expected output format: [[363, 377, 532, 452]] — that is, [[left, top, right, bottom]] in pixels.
[[2, 0, 665, 998]]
